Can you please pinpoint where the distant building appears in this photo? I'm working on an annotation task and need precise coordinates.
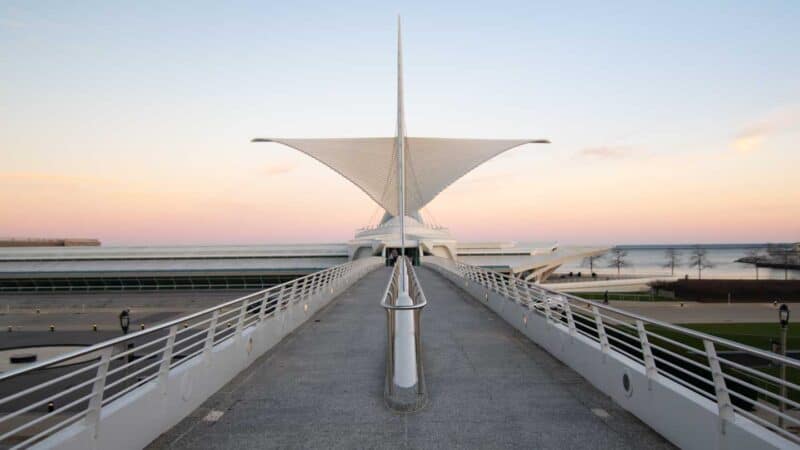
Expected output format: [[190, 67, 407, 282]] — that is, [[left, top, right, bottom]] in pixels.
[[0, 238, 100, 247]]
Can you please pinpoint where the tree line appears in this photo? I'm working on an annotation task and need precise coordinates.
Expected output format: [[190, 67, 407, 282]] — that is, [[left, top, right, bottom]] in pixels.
[[586, 246, 716, 279], [587, 243, 798, 280]]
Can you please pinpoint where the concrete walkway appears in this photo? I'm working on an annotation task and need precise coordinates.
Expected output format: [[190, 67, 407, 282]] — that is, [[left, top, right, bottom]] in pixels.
[[148, 267, 672, 449]]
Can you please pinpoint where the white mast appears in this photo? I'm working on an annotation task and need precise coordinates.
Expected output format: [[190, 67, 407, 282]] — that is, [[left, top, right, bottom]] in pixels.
[[396, 16, 406, 263]]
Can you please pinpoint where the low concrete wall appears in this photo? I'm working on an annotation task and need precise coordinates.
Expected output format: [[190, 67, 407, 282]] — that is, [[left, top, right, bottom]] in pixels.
[[35, 265, 380, 450], [427, 263, 795, 450]]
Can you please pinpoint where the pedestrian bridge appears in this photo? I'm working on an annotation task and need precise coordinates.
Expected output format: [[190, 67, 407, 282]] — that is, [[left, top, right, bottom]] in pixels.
[[0, 258, 797, 449]]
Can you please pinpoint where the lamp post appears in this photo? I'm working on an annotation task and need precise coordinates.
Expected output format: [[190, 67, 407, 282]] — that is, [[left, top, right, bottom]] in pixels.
[[119, 309, 130, 335], [779, 303, 790, 427]]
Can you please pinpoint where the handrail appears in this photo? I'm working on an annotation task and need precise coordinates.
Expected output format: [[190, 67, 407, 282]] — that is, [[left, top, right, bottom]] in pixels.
[[0, 257, 381, 448], [432, 256, 800, 368], [426, 256, 800, 443], [382, 256, 427, 412]]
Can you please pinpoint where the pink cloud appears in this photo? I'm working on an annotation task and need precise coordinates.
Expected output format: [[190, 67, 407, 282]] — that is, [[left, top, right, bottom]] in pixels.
[[733, 107, 800, 153]]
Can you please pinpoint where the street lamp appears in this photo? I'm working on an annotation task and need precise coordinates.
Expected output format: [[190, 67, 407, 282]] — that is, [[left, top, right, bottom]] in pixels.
[[780, 304, 790, 327], [119, 309, 130, 335], [779, 303, 789, 427]]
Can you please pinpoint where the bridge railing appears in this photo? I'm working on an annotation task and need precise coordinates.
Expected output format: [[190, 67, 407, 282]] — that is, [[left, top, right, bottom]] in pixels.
[[381, 256, 427, 411], [0, 257, 381, 449], [427, 256, 800, 446]]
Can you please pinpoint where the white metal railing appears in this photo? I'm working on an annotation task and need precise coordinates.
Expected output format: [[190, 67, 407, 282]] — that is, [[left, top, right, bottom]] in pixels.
[[0, 258, 380, 449], [381, 256, 427, 411], [427, 256, 800, 444]]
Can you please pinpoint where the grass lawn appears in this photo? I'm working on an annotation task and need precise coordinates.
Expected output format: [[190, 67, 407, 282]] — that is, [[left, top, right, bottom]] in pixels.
[[644, 322, 800, 404]]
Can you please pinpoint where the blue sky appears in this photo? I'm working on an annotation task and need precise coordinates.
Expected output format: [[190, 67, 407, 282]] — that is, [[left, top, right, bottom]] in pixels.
[[1, 1, 799, 244]]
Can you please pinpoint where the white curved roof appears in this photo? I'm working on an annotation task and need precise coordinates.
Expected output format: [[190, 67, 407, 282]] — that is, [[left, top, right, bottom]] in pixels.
[[254, 137, 545, 216], [252, 19, 548, 217]]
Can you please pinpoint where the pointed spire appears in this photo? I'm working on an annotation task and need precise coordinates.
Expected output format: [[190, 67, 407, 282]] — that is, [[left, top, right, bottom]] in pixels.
[[396, 15, 405, 139], [396, 15, 406, 260]]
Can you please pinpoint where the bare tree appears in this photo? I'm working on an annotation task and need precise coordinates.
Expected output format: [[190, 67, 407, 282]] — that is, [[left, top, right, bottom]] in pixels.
[[583, 252, 606, 275], [607, 248, 630, 277], [745, 247, 765, 280], [662, 248, 681, 276], [687, 246, 714, 279]]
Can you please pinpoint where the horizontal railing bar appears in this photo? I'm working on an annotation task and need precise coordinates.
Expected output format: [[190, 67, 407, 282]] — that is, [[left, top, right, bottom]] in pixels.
[[0, 359, 104, 406], [101, 374, 158, 407], [432, 257, 800, 370], [108, 334, 171, 362], [0, 258, 380, 446], [717, 357, 800, 393], [10, 408, 87, 450], [0, 374, 98, 426], [727, 388, 800, 427], [733, 404, 800, 443], [656, 367, 716, 402], [645, 330, 708, 357], [0, 390, 94, 442], [0, 263, 358, 381], [648, 342, 714, 374], [103, 358, 163, 392]]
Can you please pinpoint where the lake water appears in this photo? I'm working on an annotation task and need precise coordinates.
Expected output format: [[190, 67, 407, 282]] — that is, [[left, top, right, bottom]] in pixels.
[[558, 244, 800, 280]]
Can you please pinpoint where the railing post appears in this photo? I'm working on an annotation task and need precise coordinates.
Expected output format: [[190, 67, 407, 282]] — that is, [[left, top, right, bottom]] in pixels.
[[704, 340, 735, 433], [86, 346, 113, 439], [636, 320, 658, 387], [324, 269, 331, 289], [259, 292, 269, 320], [509, 275, 522, 304], [543, 298, 552, 322], [279, 284, 289, 310], [564, 302, 576, 337], [159, 326, 177, 395], [294, 277, 302, 302], [235, 300, 248, 339], [204, 310, 219, 363], [591, 306, 610, 355], [296, 277, 305, 302], [309, 273, 318, 296]]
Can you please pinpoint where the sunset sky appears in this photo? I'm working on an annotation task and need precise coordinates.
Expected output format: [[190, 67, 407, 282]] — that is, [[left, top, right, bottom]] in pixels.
[[2, 1, 799, 246]]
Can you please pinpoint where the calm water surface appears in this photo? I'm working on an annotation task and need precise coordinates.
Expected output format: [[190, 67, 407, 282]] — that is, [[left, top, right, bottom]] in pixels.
[[558, 244, 799, 280]]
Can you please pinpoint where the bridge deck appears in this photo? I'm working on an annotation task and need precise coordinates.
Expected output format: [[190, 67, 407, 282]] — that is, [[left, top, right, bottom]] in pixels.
[[149, 266, 672, 449]]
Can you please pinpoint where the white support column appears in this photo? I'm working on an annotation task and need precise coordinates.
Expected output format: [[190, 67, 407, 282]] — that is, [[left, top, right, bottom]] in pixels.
[[159, 326, 177, 395], [86, 346, 113, 439], [393, 263, 418, 390], [591, 306, 610, 354], [636, 320, 658, 386], [704, 339, 735, 433]]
